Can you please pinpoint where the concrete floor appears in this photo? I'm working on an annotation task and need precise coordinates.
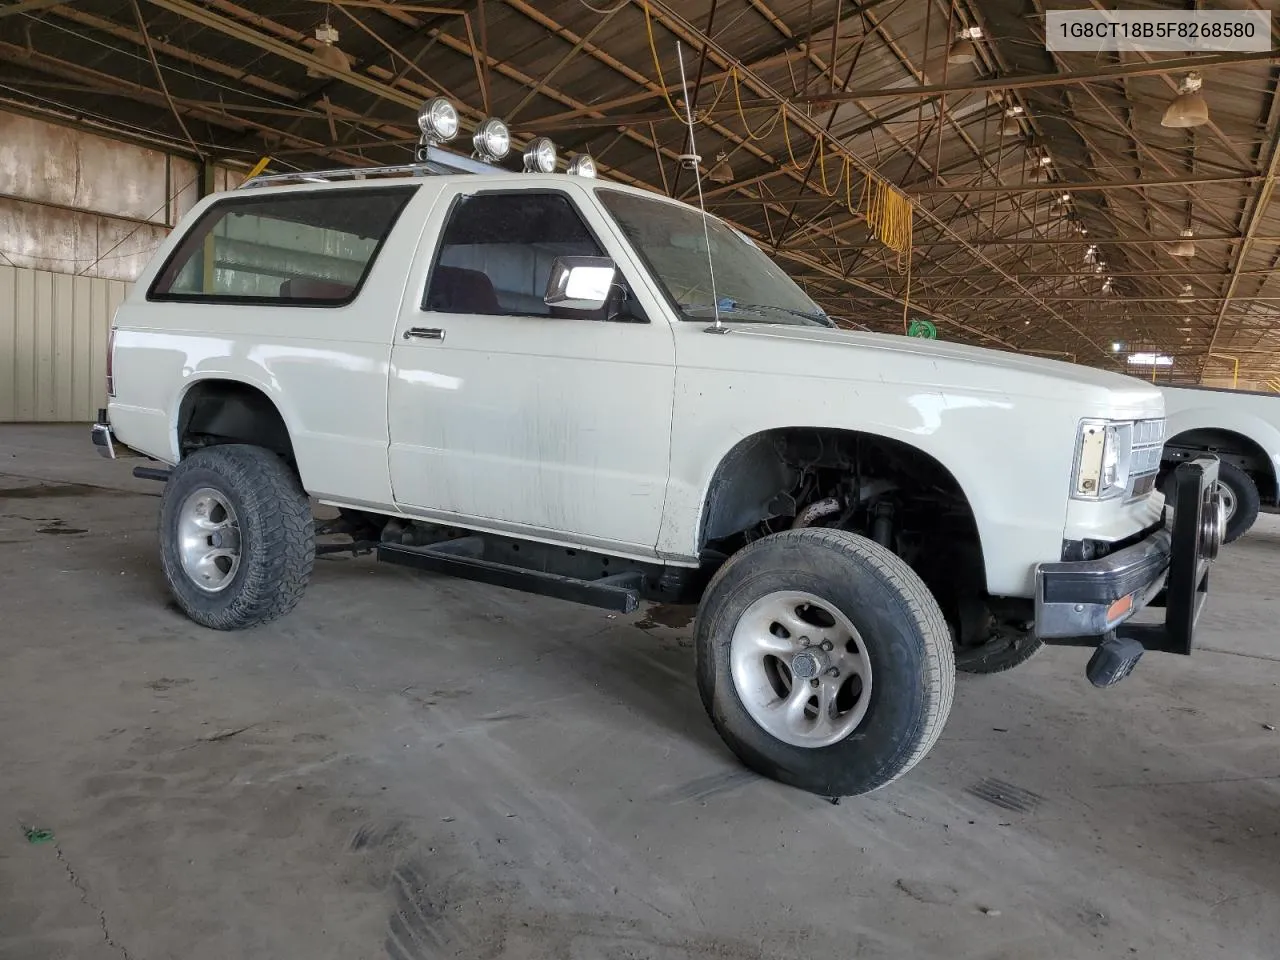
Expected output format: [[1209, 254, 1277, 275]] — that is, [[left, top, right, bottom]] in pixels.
[[1, 425, 1278, 960]]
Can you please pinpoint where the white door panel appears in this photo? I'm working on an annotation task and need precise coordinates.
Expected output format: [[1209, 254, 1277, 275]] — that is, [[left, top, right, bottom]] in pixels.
[[388, 183, 677, 554]]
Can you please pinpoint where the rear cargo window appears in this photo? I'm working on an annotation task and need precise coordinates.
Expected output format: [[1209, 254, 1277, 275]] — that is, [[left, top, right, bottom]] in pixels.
[[148, 186, 415, 306]]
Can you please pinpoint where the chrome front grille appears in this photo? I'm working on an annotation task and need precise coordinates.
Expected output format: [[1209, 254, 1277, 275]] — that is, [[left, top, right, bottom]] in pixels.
[[1133, 417, 1165, 446], [1127, 418, 1165, 501]]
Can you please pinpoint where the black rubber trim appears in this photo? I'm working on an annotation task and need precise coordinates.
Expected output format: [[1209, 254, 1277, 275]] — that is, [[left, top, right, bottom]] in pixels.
[[1040, 541, 1170, 605]]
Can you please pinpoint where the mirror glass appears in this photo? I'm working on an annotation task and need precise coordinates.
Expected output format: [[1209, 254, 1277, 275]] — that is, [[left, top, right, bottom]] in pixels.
[[564, 265, 615, 303]]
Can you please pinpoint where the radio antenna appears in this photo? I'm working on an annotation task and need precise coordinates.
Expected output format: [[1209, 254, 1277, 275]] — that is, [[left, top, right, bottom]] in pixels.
[[674, 40, 723, 332]]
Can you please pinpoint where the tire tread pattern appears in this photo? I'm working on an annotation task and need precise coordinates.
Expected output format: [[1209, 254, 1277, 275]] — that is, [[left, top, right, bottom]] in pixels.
[[161, 444, 314, 630], [955, 632, 1043, 675]]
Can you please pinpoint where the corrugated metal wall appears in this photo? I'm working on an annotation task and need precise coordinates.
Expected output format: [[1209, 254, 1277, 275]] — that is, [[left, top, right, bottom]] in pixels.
[[0, 109, 249, 422], [0, 265, 128, 422]]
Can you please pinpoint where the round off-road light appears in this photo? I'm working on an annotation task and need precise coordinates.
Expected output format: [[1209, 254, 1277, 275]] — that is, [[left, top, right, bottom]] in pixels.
[[523, 137, 556, 173], [567, 154, 597, 178], [472, 117, 510, 161], [417, 97, 459, 142]]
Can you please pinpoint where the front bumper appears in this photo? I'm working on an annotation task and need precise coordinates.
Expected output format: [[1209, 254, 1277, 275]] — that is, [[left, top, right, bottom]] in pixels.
[[1035, 457, 1224, 655]]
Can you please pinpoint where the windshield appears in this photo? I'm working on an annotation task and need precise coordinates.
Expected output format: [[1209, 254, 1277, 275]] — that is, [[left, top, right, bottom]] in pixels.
[[596, 188, 832, 327]]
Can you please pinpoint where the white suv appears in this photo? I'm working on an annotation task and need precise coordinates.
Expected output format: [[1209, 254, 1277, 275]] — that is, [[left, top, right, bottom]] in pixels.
[[1160, 384, 1280, 544], [92, 99, 1224, 797]]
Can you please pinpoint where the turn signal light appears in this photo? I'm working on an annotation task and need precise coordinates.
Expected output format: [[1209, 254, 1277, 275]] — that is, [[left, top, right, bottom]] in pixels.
[[1106, 594, 1134, 624]]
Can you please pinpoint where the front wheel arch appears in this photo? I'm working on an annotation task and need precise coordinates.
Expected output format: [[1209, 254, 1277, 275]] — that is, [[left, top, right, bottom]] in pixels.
[[694, 427, 989, 589]]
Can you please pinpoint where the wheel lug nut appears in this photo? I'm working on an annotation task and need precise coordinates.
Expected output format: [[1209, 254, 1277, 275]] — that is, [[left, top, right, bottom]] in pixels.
[[820, 640, 834, 652], [826, 667, 840, 678], [809, 678, 820, 688], [799, 636, 811, 647]]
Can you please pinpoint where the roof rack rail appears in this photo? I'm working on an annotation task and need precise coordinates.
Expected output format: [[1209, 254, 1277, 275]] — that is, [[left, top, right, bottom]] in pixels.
[[239, 144, 500, 189]]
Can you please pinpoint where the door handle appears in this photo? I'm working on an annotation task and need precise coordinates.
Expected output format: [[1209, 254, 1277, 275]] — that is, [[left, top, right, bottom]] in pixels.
[[403, 326, 445, 342]]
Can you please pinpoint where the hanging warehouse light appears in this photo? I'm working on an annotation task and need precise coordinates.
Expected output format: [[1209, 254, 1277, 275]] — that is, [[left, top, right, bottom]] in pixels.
[[1179, 283, 1195, 301], [947, 26, 982, 65], [707, 152, 734, 184], [1000, 104, 1024, 136], [1084, 244, 1099, 265], [1162, 72, 1209, 128], [306, 21, 350, 77], [1170, 228, 1197, 258]]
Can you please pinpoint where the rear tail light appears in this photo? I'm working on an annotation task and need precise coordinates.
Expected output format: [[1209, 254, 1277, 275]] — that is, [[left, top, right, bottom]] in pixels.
[[106, 327, 116, 397]]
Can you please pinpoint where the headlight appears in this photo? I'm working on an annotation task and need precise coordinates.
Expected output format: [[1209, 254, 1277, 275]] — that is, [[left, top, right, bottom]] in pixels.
[[1072, 420, 1134, 500], [417, 97, 459, 142], [523, 137, 557, 173], [567, 154, 597, 178], [472, 117, 510, 161]]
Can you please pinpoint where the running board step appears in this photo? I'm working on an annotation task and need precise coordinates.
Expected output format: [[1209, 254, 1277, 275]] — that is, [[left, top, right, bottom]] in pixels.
[[377, 539, 641, 613]]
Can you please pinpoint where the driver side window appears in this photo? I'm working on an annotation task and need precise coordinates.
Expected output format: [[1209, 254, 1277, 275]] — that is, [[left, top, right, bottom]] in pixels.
[[423, 191, 610, 318]]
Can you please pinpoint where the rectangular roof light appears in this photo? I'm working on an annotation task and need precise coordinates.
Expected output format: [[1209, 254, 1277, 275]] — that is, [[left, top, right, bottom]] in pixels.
[[1126, 352, 1173, 367]]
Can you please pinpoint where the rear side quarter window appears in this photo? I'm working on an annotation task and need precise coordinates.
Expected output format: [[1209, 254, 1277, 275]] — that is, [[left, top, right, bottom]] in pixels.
[[148, 185, 416, 307]]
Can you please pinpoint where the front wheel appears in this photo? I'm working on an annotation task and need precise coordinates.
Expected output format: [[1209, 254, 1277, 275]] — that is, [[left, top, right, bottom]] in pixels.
[[695, 528, 955, 797], [160, 444, 315, 630], [1215, 462, 1260, 544]]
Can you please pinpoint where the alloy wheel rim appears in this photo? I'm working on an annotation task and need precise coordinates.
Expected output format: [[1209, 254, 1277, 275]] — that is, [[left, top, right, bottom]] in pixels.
[[177, 487, 242, 593], [1215, 480, 1237, 523], [729, 590, 873, 749]]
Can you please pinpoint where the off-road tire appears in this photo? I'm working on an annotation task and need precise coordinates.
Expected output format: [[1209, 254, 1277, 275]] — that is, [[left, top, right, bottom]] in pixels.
[[160, 444, 314, 629], [695, 528, 955, 797]]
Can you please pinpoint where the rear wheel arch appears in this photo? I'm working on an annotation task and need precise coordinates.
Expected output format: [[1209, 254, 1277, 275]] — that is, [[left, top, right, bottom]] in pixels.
[[175, 378, 297, 467]]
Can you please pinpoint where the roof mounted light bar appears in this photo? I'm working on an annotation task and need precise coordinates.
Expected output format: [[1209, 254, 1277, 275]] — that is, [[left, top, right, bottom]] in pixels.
[[239, 97, 597, 189], [240, 146, 498, 188]]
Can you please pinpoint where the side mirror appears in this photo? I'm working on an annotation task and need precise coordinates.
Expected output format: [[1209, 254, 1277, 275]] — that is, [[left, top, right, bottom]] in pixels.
[[544, 256, 616, 310]]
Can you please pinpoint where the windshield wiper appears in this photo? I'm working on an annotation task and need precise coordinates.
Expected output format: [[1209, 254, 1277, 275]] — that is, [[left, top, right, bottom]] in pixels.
[[728, 302, 835, 328], [678, 300, 834, 328]]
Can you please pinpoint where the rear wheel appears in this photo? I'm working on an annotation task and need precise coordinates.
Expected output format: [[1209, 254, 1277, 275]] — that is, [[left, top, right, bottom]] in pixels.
[[160, 444, 314, 630], [695, 528, 954, 797]]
